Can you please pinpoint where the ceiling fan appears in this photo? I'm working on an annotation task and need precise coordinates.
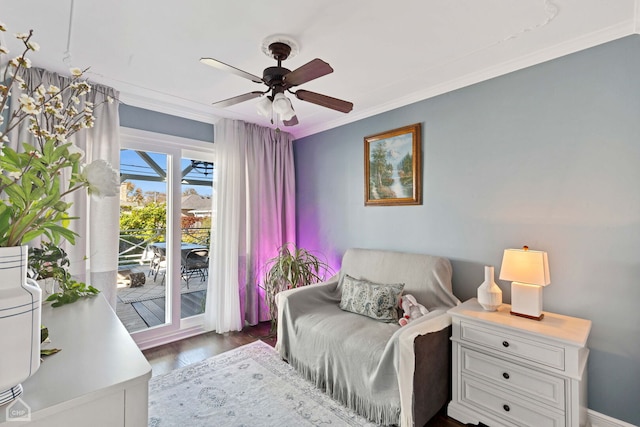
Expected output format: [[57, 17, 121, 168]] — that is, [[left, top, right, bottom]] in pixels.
[[200, 36, 353, 127]]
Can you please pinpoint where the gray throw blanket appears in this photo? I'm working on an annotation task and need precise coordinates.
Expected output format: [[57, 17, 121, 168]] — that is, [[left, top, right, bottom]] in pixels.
[[276, 248, 460, 426], [278, 279, 404, 424]]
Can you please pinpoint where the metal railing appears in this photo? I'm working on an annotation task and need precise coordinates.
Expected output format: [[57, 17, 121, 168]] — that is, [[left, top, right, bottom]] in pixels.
[[118, 227, 210, 266]]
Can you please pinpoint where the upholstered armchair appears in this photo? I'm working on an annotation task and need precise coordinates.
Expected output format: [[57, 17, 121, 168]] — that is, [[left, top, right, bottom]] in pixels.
[[276, 248, 460, 426]]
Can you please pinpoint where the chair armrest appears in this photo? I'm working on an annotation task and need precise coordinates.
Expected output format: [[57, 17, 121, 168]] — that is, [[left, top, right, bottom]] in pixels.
[[275, 278, 339, 308], [275, 278, 339, 355], [397, 310, 452, 427], [398, 309, 452, 339]]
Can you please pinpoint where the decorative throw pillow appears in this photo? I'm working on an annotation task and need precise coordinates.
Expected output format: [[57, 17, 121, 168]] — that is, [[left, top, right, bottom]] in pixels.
[[339, 275, 405, 322]]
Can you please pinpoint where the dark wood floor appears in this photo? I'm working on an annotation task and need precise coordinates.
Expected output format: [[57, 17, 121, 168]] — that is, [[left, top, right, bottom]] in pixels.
[[142, 322, 466, 427]]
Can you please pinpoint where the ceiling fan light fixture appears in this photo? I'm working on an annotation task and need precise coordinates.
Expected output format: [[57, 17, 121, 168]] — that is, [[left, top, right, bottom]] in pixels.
[[272, 92, 295, 120], [256, 96, 272, 117]]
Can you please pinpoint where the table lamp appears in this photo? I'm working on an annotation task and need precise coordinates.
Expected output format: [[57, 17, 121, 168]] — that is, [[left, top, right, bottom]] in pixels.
[[499, 246, 550, 320]]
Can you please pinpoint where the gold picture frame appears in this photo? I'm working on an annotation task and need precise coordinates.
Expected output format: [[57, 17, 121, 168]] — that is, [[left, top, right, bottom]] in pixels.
[[364, 123, 422, 206]]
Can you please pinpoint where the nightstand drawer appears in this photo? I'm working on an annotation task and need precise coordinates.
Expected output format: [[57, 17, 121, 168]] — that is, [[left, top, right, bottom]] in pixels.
[[461, 375, 565, 427], [460, 321, 565, 370], [461, 347, 565, 410]]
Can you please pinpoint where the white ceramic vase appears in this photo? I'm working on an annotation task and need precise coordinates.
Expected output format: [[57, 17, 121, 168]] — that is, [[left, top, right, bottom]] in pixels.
[[477, 265, 502, 311], [0, 245, 42, 405]]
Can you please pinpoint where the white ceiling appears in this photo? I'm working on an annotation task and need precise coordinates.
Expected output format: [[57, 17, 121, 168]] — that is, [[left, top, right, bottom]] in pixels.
[[2, 0, 639, 139]]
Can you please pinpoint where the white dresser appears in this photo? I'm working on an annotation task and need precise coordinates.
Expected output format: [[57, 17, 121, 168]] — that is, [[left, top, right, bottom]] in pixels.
[[0, 295, 151, 426], [447, 298, 591, 427]]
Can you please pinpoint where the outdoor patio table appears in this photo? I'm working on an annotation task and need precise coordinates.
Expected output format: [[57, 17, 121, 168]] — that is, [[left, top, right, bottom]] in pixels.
[[147, 242, 208, 264]]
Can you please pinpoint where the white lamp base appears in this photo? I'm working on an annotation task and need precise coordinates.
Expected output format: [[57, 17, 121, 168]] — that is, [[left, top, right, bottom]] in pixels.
[[510, 282, 544, 320]]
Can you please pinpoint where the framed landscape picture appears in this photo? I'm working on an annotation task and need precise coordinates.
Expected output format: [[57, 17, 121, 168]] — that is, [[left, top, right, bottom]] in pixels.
[[364, 123, 422, 206]]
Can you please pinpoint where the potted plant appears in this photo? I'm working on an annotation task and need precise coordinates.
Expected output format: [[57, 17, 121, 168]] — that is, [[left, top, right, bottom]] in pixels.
[[28, 242, 99, 307], [0, 21, 119, 404], [262, 243, 333, 334]]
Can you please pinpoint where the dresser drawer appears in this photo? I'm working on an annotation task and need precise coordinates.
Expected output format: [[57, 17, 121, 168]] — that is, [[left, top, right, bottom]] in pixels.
[[461, 346, 565, 410], [461, 375, 565, 427], [460, 321, 565, 370]]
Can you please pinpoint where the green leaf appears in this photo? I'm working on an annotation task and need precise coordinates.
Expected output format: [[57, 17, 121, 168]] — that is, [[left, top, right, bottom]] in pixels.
[[4, 183, 27, 208], [40, 326, 49, 343], [40, 348, 61, 357], [21, 228, 46, 244]]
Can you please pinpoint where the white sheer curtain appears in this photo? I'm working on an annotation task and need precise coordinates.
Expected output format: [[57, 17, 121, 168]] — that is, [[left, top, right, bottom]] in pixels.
[[8, 68, 121, 307], [204, 119, 295, 333]]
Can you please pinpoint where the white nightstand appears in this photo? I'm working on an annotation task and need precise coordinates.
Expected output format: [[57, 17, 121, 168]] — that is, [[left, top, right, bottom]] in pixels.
[[447, 298, 591, 427]]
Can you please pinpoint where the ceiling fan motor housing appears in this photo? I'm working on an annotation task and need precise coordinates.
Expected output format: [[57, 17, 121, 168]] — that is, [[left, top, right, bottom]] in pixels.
[[263, 66, 291, 89]]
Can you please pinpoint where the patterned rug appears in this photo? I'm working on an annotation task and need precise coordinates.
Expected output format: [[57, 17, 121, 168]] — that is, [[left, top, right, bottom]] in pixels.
[[148, 340, 379, 427]]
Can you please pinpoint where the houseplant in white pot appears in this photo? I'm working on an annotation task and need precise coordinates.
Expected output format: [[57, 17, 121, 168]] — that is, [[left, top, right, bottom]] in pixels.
[[0, 22, 119, 404]]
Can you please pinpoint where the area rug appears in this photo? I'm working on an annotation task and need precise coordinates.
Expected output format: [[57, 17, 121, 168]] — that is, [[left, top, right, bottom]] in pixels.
[[148, 340, 379, 427]]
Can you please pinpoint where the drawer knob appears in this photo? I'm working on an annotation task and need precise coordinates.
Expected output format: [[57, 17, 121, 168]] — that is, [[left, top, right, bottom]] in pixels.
[[502, 372, 510, 380], [503, 404, 511, 412], [502, 340, 510, 348]]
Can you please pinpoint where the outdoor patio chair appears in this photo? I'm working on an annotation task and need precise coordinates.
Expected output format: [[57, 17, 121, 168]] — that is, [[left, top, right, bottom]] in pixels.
[[181, 248, 209, 288], [150, 245, 167, 285]]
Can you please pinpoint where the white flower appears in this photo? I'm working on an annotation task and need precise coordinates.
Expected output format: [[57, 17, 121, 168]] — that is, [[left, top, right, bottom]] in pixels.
[[7, 171, 21, 180], [13, 74, 26, 89], [19, 94, 41, 114], [47, 84, 60, 95], [0, 46, 8, 54], [27, 41, 39, 51], [14, 32, 29, 40], [70, 67, 83, 77], [0, 21, 6, 32], [53, 124, 67, 135], [10, 57, 31, 68], [81, 159, 119, 199]]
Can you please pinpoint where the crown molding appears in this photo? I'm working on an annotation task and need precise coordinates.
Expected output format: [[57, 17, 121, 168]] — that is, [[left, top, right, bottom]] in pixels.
[[112, 19, 636, 140], [118, 91, 218, 124], [295, 20, 637, 139]]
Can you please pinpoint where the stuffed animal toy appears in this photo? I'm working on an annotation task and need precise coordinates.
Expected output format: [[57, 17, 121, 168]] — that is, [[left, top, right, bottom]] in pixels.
[[398, 294, 429, 326]]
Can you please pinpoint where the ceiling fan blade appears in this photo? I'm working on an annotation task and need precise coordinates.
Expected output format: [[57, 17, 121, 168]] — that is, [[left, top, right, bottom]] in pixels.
[[295, 90, 353, 113], [283, 115, 299, 127], [284, 59, 333, 87], [212, 91, 264, 108], [200, 57, 263, 84]]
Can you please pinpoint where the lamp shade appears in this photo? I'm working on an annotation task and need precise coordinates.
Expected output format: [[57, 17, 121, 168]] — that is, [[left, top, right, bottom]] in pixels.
[[499, 247, 550, 286], [256, 96, 272, 117], [271, 92, 295, 120]]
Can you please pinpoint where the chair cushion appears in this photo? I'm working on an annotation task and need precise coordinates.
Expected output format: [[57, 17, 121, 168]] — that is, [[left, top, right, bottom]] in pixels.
[[339, 275, 404, 322]]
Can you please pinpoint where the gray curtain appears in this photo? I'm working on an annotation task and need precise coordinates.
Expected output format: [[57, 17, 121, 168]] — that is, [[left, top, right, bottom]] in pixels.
[[8, 68, 121, 307], [205, 119, 295, 332]]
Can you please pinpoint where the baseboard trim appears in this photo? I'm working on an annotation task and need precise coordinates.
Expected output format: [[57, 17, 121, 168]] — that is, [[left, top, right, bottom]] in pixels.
[[134, 325, 207, 350], [588, 409, 637, 427]]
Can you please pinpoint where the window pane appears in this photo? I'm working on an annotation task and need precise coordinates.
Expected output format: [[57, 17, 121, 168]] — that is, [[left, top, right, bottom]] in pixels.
[[179, 158, 214, 319], [116, 148, 169, 332]]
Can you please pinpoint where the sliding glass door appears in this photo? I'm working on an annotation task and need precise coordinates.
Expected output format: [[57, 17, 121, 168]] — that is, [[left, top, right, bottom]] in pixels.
[[116, 128, 214, 347]]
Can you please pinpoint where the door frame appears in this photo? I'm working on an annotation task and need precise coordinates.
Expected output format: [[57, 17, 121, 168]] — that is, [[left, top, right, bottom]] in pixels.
[[120, 127, 214, 349]]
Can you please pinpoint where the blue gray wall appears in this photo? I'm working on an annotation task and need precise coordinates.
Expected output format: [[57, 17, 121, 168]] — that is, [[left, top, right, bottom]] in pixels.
[[119, 104, 214, 142], [294, 35, 640, 425]]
